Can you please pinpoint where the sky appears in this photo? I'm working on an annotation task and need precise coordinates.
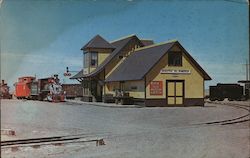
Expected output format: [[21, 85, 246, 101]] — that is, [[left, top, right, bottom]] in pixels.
[[0, 0, 249, 90]]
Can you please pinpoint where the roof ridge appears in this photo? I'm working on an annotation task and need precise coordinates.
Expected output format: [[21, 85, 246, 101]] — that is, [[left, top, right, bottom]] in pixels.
[[134, 39, 178, 52], [95, 35, 116, 48], [110, 34, 136, 43], [81, 34, 115, 50], [87, 34, 100, 48]]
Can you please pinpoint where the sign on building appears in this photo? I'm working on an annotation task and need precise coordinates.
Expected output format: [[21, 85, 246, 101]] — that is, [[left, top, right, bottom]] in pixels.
[[150, 81, 163, 95], [160, 69, 191, 74]]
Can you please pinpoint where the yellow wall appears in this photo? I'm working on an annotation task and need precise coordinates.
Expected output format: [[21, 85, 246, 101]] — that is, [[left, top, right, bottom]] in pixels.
[[89, 67, 96, 73], [83, 67, 99, 74], [98, 53, 109, 65], [146, 45, 204, 99], [83, 68, 89, 75], [105, 81, 145, 98], [105, 82, 120, 95], [83, 48, 112, 74], [124, 81, 145, 98]]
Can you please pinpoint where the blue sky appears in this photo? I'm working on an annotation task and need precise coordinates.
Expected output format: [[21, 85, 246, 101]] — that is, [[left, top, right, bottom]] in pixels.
[[0, 0, 249, 90]]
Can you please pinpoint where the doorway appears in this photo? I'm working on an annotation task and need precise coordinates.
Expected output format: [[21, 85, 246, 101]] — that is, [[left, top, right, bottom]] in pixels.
[[166, 80, 184, 105]]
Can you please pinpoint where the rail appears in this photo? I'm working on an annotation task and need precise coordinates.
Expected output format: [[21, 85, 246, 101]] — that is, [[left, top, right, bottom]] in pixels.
[[1, 134, 105, 149], [194, 101, 250, 126]]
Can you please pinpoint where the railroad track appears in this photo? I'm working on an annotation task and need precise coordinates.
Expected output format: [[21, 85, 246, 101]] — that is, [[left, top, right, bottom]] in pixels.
[[206, 100, 250, 110], [1, 133, 105, 149], [196, 101, 250, 126]]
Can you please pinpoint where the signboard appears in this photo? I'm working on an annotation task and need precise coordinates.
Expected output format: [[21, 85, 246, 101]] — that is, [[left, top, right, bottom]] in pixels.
[[150, 81, 163, 95], [160, 69, 191, 74]]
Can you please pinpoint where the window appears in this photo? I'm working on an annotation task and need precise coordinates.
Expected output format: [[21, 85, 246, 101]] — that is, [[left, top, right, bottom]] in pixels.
[[84, 51, 98, 68], [90, 52, 98, 67], [168, 52, 182, 66], [130, 86, 137, 90], [84, 52, 89, 68]]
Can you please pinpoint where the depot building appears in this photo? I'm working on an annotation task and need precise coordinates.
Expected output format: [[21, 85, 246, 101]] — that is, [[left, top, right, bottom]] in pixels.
[[71, 34, 211, 106]]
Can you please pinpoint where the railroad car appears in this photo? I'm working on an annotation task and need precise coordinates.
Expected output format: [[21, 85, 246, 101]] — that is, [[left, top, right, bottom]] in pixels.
[[15, 76, 36, 99], [14, 75, 65, 102], [0, 80, 12, 99], [209, 83, 243, 101], [62, 84, 83, 99]]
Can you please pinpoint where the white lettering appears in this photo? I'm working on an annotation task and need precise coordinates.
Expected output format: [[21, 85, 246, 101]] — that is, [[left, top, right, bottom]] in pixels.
[[160, 69, 191, 74]]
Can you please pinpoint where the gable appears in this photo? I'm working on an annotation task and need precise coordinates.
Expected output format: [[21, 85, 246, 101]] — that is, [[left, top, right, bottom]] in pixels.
[[81, 35, 115, 50], [147, 43, 211, 81], [175, 42, 211, 80]]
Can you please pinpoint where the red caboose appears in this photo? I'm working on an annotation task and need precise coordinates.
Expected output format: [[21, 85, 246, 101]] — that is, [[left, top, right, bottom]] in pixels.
[[15, 76, 36, 99]]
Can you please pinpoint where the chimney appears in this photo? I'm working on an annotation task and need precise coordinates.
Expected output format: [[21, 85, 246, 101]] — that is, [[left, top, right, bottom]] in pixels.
[[2, 80, 4, 85]]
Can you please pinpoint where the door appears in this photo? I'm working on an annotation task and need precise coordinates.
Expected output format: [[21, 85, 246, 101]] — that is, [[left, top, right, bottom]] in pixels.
[[166, 80, 184, 105]]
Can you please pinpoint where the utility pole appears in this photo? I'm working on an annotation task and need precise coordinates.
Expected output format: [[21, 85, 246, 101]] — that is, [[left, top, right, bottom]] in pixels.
[[243, 0, 250, 81], [248, 0, 250, 81], [246, 60, 249, 80], [0, 0, 3, 83]]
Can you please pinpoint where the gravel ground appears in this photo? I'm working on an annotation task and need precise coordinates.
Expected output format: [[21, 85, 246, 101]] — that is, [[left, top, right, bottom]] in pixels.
[[1, 99, 249, 158]]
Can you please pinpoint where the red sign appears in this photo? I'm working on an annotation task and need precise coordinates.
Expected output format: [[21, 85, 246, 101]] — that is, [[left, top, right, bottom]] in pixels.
[[150, 81, 163, 95]]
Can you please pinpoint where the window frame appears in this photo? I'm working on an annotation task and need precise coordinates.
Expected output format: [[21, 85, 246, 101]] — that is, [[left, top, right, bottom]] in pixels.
[[83, 52, 89, 68], [168, 51, 182, 66], [90, 51, 98, 68]]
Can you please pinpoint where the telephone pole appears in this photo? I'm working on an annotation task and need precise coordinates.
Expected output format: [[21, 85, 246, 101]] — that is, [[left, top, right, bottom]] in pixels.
[[248, 0, 250, 81]]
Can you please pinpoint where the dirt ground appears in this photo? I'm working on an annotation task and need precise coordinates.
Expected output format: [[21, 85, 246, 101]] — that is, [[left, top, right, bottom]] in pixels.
[[1, 99, 249, 158]]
